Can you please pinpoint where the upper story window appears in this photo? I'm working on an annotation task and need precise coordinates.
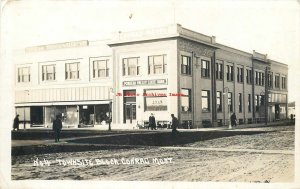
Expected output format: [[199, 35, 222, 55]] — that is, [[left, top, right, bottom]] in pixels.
[[148, 55, 167, 75], [123, 57, 140, 76], [201, 60, 210, 78], [282, 76, 287, 89], [226, 65, 234, 81], [255, 71, 265, 86], [268, 73, 273, 88], [246, 69, 252, 84], [237, 67, 244, 83], [181, 55, 191, 75], [215, 62, 223, 80], [42, 64, 56, 81], [275, 74, 280, 88], [93, 60, 109, 78], [65, 62, 80, 80], [17, 67, 31, 83], [181, 88, 192, 112]]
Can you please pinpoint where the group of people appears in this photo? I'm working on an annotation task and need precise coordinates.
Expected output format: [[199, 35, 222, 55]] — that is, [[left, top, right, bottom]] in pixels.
[[13, 114, 62, 142], [148, 113, 179, 134]]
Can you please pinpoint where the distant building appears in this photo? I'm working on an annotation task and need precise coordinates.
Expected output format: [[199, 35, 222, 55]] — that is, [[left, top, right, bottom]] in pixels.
[[14, 24, 288, 129]]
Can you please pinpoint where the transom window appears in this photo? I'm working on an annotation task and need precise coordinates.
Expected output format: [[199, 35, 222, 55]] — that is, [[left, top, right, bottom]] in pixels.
[[42, 64, 56, 81], [65, 62, 80, 80], [18, 67, 31, 83], [123, 57, 140, 76], [148, 55, 167, 74], [93, 59, 109, 78]]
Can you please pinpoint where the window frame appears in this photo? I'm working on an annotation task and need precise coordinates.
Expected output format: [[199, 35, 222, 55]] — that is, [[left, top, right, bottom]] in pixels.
[[65, 62, 80, 80], [122, 57, 140, 76], [148, 54, 167, 75], [181, 55, 192, 75], [17, 66, 31, 83]]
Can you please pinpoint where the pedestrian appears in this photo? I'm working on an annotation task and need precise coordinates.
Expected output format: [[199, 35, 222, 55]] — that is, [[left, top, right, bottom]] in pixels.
[[171, 114, 179, 134], [149, 113, 156, 130], [52, 115, 63, 142], [230, 112, 237, 127], [13, 114, 20, 131]]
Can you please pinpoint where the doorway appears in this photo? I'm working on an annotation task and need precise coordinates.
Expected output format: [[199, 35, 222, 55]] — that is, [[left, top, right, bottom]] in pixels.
[[275, 104, 280, 120], [123, 90, 136, 124]]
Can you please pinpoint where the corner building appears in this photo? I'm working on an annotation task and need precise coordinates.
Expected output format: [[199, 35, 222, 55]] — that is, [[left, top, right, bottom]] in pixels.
[[14, 24, 288, 129]]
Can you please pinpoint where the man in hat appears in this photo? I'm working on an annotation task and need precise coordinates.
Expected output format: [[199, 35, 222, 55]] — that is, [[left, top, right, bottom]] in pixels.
[[52, 115, 63, 142], [148, 113, 156, 130], [13, 114, 20, 131]]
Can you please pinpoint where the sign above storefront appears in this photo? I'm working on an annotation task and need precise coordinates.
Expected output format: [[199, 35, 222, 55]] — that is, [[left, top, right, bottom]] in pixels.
[[123, 79, 167, 86]]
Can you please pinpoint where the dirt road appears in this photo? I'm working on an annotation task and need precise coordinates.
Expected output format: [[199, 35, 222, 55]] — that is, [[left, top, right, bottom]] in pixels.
[[11, 126, 294, 182]]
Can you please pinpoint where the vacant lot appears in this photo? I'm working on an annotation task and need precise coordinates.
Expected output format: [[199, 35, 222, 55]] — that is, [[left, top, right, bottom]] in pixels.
[[11, 126, 294, 182]]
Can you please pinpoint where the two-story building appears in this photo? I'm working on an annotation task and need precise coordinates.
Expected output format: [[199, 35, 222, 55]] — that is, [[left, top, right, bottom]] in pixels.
[[14, 24, 288, 129]]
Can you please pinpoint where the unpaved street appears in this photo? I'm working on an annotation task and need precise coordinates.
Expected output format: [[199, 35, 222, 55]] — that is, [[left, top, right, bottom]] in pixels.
[[11, 126, 294, 182]]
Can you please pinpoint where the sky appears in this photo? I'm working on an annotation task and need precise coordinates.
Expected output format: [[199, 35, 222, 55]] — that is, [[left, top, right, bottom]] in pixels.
[[1, 0, 299, 101]]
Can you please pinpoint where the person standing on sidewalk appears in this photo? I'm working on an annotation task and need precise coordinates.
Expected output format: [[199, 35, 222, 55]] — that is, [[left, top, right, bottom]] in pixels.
[[13, 114, 20, 131], [52, 115, 63, 142], [171, 114, 179, 134], [230, 112, 237, 127], [149, 113, 156, 130]]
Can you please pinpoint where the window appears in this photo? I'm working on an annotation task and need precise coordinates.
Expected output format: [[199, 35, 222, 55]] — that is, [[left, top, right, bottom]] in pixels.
[[228, 92, 233, 112], [202, 90, 210, 112], [181, 55, 191, 75], [237, 67, 244, 83], [65, 62, 79, 79], [282, 76, 286, 89], [181, 89, 192, 112], [238, 93, 242, 112], [216, 62, 223, 80], [216, 91, 222, 112], [17, 67, 31, 83], [42, 65, 56, 81], [275, 74, 280, 88], [248, 94, 251, 112], [201, 60, 210, 78], [255, 95, 260, 112], [93, 60, 109, 78], [148, 55, 167, 74], [226, 65, 234, 81], [255, 71, 265, 86], [144, 89, 167, 111], [268, 73, 273, 88], [123, 57, 140, 76], [255, 71, 258, 85], [246, 69, 252, 84]]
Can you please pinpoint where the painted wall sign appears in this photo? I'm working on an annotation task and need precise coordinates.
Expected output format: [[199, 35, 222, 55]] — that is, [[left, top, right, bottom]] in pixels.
[[123, 79, 167, 86]]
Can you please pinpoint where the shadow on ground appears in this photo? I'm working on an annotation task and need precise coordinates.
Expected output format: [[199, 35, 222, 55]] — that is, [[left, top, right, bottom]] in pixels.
[[11, 130, 272, 156], [68, 130, 270, 146]]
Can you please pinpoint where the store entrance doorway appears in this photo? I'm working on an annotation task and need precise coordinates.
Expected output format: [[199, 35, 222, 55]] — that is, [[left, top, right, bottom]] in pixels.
[[79, 105, 94, 127], [124, 103, 136, 124]]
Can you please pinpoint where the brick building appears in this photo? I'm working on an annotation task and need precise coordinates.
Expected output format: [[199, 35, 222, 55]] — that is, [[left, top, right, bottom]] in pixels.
[[14, 24, 288, 129]]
